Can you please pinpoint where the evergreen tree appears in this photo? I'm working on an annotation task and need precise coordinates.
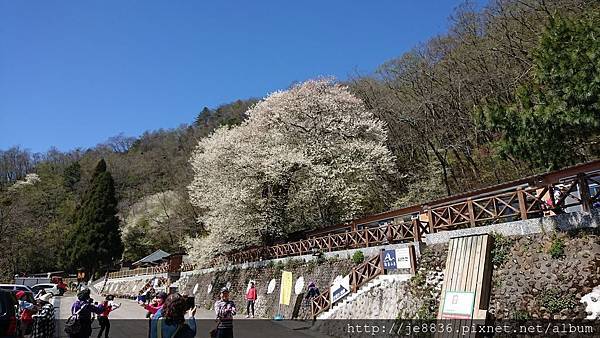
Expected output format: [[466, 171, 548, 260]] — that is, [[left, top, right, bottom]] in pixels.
[[67, 159, 123, 279], [484, 13, 600, 170]]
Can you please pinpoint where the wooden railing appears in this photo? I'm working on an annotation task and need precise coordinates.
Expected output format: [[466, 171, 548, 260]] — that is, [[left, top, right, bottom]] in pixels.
[[311, 250, 385, 317], [428, 173, 599, 232], [230, 219, 428, 263], [107, 263, 170, 279]]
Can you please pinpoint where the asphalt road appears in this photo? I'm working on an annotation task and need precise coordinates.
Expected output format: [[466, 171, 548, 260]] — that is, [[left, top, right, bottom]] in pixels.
[[51, 292, 330, 338]]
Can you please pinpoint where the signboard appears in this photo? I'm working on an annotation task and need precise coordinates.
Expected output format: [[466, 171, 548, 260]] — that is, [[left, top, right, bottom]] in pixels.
[[330, 275, 350, 304], [267, 279, 276, 294], [279, 271, 293, 305], [383, 248, 411, 270], [442, 291, 475, 319], [294, 276, 304, 295]]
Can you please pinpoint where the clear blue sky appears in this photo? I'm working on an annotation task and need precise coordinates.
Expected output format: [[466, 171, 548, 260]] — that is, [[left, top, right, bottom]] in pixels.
[[0, 0, 479, 153]]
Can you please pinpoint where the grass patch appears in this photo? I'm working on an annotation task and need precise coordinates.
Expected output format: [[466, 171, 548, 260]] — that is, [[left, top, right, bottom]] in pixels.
[[548, 235, 565, 259], [538, 288, 576, 313], [491, 232, 514, 266]]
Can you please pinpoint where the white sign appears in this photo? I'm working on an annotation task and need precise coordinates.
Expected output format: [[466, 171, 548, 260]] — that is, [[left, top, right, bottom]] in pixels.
[[442, 291, 475, 319], [207, 284, 212, 294], [267, 279, 276, 294], [192, 283, 199, 295], [395, 247, 411, 269], [330, 275, 350, 304], [294, 276, 305, 295]]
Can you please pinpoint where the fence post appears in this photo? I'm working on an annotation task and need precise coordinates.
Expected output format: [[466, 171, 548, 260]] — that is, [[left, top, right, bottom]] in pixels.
[[427, 208, 435, 233], [408, 244, 417, 275], [517, 188, 528, 220], [467, 198, 476, 227], [379, 249, 385, 274], [386, 223, 393, 243], [351, 267, 357, 293], [578, 173, 591, 212], [327, 234, 332, 252], [413, 219, 421, 242]]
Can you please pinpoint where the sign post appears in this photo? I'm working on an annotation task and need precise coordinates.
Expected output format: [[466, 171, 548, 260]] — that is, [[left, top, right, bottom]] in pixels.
[[441, 291, 475, 319], [383, 247, 411, 270]]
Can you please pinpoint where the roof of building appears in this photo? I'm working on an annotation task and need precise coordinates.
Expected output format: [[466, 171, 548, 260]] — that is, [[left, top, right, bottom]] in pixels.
[[132, 249, 171, 266]]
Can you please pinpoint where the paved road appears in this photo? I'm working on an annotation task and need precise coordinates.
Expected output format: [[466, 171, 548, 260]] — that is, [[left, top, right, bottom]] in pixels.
[[51, 292, 330, 338]]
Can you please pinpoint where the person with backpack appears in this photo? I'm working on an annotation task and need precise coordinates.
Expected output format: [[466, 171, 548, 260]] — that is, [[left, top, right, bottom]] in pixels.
[[303, 281, 320, 308], [149, 293, 196, 338], [213, 287, 236, 338], [97, 295, 120, 338], [16, 290, 36, 337], [67, 289, 104, 338], [245, 282, 257, 318]]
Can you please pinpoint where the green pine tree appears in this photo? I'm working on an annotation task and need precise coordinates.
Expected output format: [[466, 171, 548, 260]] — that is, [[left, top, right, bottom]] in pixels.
[[67, 159, 123, 279], [483, 13, 600, 170]]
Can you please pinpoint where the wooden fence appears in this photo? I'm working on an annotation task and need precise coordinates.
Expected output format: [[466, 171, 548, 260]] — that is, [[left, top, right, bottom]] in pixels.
[[107, 263, 170, 279], [230, 219, 428, 263], [311, 250, 386, 317]]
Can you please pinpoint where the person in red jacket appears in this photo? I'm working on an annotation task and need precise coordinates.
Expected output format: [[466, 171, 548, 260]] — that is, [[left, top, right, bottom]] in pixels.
[[97, 295, 120, 338], [245, 282, 257, 318]]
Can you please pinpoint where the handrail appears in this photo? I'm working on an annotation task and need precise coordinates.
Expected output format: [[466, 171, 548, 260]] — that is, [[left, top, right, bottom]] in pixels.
[[311, 250, 385, 318]]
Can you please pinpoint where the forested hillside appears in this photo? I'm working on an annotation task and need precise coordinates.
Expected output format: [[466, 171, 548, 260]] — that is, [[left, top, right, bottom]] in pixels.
[[1, 0, 598, 280]]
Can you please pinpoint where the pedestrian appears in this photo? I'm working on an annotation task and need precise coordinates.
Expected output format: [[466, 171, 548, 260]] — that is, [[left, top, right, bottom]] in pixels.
[[303, 281, 320, 307], [213, 287, 236, 338], [68, 289, 104, 338], [149, 293, 196, 338], [34, 288, 47, 300], [31, 293, 54, 338], [137, 290, 146, 304], [16, 290, 36, 337], [245, 282, 257, 318], [141, 291, 167, 319], [97, 295, 120, 338]]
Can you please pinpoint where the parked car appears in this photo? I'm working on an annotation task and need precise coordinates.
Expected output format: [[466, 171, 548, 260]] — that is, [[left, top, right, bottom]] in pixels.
[[0, 285, 34, 301], [31, 283, 60, 297], [0, 289, 18, 338]]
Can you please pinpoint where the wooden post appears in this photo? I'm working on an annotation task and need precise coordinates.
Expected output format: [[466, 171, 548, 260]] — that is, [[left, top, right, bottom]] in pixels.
[[351, 267, 357, 293], [365, 228, 370, 247], [379, 249, 385, 274], [386, 222, 393, 243], [327, 234, 332, 252], [517, 188, 528, 220], [413, 219, 421, 242], [427, 208, 435, 233], [578, 173, 591, 212], [408, 244, 417, 275], [467, 198, 476, 227]]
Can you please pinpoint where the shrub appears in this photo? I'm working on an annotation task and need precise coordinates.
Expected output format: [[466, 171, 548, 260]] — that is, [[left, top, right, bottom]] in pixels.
[[512, 309, 532, 320], [538, 288, 576, 313], [548, 235, 565, 259], [351, 250, 365, 264], [491, 232, 514, 266]]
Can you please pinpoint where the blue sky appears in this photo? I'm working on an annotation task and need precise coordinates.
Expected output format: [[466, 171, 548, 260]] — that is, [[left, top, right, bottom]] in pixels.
[[1, 0, 479, 153]]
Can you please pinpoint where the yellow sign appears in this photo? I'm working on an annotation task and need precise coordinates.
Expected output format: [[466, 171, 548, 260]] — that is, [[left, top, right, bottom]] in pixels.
[[279, 270, 292, 305]]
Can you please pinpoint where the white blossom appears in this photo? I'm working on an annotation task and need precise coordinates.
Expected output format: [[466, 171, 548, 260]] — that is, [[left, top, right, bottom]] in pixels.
[[187, 79, 397, 264]]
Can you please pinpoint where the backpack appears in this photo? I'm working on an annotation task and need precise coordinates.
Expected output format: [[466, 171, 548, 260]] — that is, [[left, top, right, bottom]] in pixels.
[[64, 304, 87, 335]]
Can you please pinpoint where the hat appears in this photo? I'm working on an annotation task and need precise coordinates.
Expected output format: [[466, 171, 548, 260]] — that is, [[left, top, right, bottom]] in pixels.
[[15, 291, 25, 299], [220, 287, 229, 293], [39, 293, 52, 303]]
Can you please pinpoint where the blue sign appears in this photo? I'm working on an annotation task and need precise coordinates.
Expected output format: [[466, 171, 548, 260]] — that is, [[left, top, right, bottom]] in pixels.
[[383, 249, 397, 270]]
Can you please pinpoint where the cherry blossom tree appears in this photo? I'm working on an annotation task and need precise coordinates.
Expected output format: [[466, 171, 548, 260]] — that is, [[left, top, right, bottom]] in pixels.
[[186, 79, 396, 263]]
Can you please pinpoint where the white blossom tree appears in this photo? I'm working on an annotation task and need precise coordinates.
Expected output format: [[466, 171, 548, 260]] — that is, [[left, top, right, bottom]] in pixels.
[[187, 79, 397, 263]]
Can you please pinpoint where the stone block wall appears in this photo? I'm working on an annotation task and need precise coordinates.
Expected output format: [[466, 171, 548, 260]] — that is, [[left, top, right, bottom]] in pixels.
[[489, 230, 600, 320], [176, 258, 355, 320]]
